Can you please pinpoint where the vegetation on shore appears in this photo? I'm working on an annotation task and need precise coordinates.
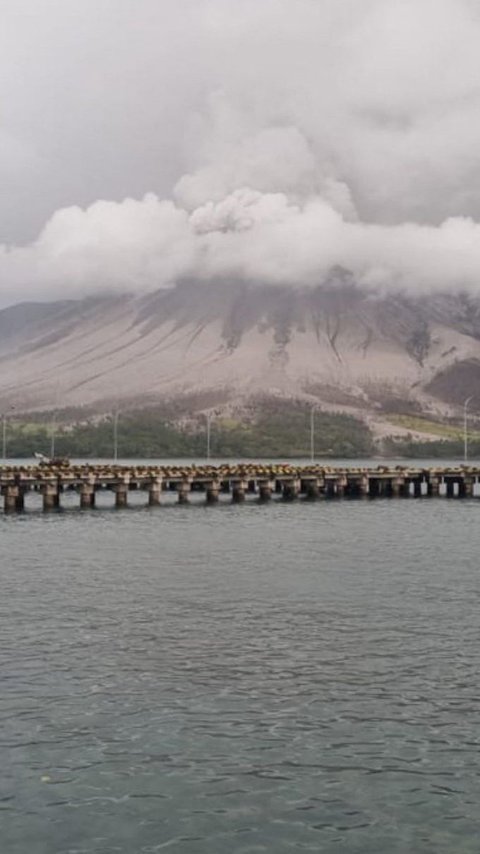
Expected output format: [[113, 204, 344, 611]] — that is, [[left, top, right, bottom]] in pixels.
[[385, 413, 480, 441], [382, 436, 480, 458], [3, 405, 374, 459], [3, 401, 478, 460]]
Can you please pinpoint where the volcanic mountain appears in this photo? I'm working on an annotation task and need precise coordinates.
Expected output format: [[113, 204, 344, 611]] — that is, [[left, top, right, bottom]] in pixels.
[[1, 276, 480, 428]]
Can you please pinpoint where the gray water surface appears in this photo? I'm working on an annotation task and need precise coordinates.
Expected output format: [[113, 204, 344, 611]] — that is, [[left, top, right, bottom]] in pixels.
[[2, 498, 480, 853]]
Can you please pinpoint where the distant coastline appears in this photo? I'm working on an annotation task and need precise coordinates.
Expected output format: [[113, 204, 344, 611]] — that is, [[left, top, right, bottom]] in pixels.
[[2, 403, 478, 461]]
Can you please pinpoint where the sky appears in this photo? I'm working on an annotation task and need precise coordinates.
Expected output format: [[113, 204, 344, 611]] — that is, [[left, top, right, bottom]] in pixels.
[[2, 0, 480, 305]]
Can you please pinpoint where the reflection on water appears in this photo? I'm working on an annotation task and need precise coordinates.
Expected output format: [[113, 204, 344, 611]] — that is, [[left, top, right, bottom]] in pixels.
[[1, 499, 480, 853]]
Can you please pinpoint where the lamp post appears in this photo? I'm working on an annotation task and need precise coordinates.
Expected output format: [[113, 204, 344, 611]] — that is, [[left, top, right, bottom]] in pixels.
[[50, 383, 60, 459], [2, 405, 15, 463], [50, 412, 57, 459], [464, 396, 474, 463], [206, 413, 212, 461], [310, 406, 316, 463], [2, 414, 6, 463], [113, 409, 119, 463]]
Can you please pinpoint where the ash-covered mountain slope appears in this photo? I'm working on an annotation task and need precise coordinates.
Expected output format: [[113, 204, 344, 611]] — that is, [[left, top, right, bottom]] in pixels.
[[1, 277, 480, 415]]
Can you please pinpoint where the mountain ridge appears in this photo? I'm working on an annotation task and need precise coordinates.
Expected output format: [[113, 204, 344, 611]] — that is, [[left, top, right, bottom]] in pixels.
[[2, 279, 480, 430]]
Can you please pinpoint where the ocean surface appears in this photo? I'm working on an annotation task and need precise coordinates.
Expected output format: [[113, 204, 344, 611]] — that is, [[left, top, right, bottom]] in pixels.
[[2, 467, 480, 853]]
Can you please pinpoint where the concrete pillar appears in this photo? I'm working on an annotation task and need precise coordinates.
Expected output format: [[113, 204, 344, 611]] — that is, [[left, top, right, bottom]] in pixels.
[[206, 480, 220, 504], [258, 479, 274, 501], [148, 477, 162, 506], [359, 475, 369, 498], [115, 477, 129, 508], [304, 479, 320, 500], [80, 482, 96, 509], [429, 476, 440, 496], [42, 482, 60, 511], [282, 478, 300, 500], [232, 480, 247, 503], [392, 477, 405, 498], [177, 479, 191, 504], [4, 484, 21, 513], [464, 477, 474, 498], [335, 475, 347, 497]]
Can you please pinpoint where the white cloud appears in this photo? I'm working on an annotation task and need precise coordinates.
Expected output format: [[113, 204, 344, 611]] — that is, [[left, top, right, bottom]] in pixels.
[[2, 0, 480, 304]]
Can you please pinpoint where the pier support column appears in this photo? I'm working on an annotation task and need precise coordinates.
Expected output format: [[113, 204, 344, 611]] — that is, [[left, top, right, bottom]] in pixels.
[[429, 476, 440, 497], [258, 479, 274, 501], [282, 478, 300, 500], [177, 480, 191, 504], [42, 482, 60, 511], [335, 475, 347, 498], [80, 482, 96, 509], [4, 484, 22, 513], [115, 477, 129, 508], [359, 475, 369, 499], [304, 479, 320, 500], [148, 477, 162, 506], [391, 477, 405, 498], [232, 480, 247, 503], [464, 477, 474, 498], [206, 480, 220, 504]]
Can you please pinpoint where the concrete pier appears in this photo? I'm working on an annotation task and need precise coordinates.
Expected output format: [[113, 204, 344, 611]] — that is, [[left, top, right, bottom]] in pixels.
[[0, 463, 479, 515], [282, 478, 300, 500], [4, 484, 23, 513], [177, 479, 191, 504], [259, 480, 273, 501], [303, 478, 320, 500], [80, 481, 95, 509], [391, 476, 405, 498], [148, 477, 162, 506], [42, 482, 59, 511], [115, 477, 129, 508], [206, 480, 220, 504], [232, 480, 247, 503]]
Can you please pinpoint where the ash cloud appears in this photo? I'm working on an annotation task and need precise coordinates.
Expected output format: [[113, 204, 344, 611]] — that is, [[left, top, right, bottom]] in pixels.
[[2, 0, 480, 305]]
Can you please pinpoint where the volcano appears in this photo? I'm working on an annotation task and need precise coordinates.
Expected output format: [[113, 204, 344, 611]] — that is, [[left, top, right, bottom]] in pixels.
[[2, 275, 480, 427]]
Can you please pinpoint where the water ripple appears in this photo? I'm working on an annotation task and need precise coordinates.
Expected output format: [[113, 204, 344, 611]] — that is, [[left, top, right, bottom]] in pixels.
[[2, 501, 480, 852]]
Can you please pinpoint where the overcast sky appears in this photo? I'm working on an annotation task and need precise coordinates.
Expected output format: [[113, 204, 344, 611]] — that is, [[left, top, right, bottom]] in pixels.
[[3, 0, 480, 305]]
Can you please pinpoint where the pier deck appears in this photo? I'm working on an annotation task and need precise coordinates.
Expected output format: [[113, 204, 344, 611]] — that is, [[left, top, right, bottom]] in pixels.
[[0, 463, 480, 512]]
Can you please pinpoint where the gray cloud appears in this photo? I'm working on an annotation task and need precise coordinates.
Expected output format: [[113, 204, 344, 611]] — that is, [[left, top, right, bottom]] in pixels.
[[2, 0, 480, 305]]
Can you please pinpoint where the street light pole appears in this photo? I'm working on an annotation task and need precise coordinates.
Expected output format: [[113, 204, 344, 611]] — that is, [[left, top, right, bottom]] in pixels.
[[206, 413, 212, 461], [310, 406, 315, 463], [464, 396, 474, 463], [50, 382, 60, 459], [2, 405, 15, 463], [113, 409, 119, 463], [50, 412, 56, 459]]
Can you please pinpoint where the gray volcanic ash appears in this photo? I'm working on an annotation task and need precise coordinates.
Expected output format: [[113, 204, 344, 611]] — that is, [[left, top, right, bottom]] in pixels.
[[2, 279, 480, 424]]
